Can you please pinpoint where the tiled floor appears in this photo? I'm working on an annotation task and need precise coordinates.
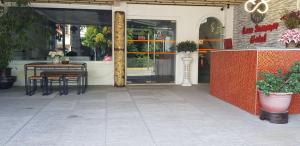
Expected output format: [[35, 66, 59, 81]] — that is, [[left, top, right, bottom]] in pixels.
[[1, 85, 300, 146]]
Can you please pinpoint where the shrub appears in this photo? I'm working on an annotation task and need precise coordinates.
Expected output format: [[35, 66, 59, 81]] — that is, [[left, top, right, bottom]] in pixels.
[[176, 41, 197, 53]]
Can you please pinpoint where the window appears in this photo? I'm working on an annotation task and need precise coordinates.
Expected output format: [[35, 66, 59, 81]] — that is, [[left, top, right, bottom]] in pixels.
[[126, 19, 176, 83], [13, 8, 112, 61]]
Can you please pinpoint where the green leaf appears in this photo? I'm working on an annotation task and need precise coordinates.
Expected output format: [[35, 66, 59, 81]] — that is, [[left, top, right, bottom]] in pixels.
[[257, 63, 300, 94]]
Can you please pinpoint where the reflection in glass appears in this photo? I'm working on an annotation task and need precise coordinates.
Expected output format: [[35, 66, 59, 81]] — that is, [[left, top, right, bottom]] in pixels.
[[199, 17, 224, 50], [13, 8, 112, 61], [127, 19, 176, 84]]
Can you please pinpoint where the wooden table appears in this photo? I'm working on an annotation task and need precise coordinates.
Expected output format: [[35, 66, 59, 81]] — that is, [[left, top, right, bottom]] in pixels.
[[24, 62, 87, 95]]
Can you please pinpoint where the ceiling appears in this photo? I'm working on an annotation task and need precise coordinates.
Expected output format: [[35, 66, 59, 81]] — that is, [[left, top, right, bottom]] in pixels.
[[35, 8, 112, 25], [32, 0, 247, 7]]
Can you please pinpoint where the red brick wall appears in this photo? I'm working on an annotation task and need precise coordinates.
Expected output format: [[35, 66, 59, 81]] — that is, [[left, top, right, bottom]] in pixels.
[[211, 50, 300, 115], [210, 50, 258, 114]]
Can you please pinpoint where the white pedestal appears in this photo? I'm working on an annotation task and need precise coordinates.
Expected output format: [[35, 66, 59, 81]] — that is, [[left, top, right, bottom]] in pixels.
[[181, 56, 192, 86]]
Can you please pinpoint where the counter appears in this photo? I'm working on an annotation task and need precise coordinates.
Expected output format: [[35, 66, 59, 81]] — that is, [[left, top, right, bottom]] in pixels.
[[210, 49, 300, 115]]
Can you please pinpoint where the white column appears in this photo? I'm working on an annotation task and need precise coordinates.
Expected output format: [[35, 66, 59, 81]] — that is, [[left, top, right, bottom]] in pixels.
[[181, 53, 193, 86]]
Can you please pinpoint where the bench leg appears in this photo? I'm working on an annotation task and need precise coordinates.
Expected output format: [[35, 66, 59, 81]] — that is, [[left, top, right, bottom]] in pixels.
[[40, 79, 44, 89], [77, 77, 81, 95], [28, 79, 33, 96], [64, 78, 68, 95], [33, 80, 37, 91], [59, 77, 63, 96], [50, 80, 53, 94], [42, 77, 49, 96]]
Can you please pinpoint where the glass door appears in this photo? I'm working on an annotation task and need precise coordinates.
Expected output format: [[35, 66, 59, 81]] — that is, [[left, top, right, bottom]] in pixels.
[[198, 17, 224, 83], [127, 19, 176, 84]]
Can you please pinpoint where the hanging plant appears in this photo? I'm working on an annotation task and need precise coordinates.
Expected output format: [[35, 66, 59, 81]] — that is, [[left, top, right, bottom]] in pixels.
[[280, 10, 300, 29], [251, 11, 266, 24]]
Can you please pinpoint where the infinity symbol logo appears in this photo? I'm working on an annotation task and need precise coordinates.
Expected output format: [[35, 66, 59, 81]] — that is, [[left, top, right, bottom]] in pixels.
[[244, 0, 270, 14]]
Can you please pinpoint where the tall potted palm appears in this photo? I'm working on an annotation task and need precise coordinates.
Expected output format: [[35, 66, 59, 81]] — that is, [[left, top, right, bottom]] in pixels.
[[176, 40, 197, 86], [0, 0, 34, 89], [82, 26, 111, 61], [257, 62, 300, 123]]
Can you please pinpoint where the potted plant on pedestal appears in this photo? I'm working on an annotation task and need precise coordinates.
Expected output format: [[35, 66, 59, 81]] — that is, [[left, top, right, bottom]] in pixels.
[[176, 40, 197, 86], [257, 62, 300, 124]]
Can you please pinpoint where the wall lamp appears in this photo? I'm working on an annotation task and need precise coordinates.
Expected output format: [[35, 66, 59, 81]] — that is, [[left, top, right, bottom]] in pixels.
[[221, 4, 230, 11]]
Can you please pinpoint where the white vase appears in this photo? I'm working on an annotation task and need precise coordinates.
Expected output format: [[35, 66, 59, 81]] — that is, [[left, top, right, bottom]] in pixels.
[[52, 57, 60, 64], [181, 52, 193, 86]]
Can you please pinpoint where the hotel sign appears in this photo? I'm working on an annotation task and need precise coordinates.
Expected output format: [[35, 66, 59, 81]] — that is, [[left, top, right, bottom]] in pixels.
[[242, 23, 279, 44]]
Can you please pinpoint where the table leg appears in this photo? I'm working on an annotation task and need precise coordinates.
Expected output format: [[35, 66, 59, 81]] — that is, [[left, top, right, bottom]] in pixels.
[[24, 65, 28, 95], [81, 66, 85, 93], [84, 64, 87, 93], [34, 67, 36, 76]]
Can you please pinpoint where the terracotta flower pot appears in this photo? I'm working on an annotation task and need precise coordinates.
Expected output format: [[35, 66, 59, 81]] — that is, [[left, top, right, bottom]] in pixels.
[[259, 91, 293, 113]]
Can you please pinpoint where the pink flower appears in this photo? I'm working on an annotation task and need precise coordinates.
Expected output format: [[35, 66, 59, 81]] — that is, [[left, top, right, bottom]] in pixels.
[[278, 29, 300, 44]]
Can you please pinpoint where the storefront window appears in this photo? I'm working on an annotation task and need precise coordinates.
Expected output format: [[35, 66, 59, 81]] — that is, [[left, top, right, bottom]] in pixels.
[[127, 19, 176, 84], [13, 8, 112, 61], [55, 24, 112, 61]]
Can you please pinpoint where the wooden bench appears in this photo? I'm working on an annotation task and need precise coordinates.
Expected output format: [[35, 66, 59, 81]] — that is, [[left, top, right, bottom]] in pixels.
[[28, 75, 64, 96], [41, 71, 83, 95]]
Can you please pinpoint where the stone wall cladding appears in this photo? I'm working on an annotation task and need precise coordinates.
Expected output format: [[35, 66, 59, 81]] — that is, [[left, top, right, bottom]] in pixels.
[[233, 0, 297, 49]]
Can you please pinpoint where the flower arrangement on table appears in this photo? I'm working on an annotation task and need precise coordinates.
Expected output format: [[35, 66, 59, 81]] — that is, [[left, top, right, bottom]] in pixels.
[[278, 29, 300, 48], [280, 10, 300, 29], [48, 51, 64, 63]]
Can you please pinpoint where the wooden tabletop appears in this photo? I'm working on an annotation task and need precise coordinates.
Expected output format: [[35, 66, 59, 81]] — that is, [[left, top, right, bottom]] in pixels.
[[25, 62, 86, 68]]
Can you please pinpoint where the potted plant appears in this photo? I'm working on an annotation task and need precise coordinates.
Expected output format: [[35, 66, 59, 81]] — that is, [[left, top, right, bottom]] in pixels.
[[0, 0, 34, 89], [280, 10, 300, 29], [278, 29, 300, 48], [176, 40, 197, 86], [257, 62, 300, 123]]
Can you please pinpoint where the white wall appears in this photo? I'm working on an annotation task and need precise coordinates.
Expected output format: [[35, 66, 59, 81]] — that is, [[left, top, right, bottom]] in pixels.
[[127, 4, 230, 84], [224, 6, 234, 39]]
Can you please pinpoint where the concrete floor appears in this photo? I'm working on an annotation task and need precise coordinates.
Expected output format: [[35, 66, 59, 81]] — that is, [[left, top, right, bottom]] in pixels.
[[1, 85, 300, 146]]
